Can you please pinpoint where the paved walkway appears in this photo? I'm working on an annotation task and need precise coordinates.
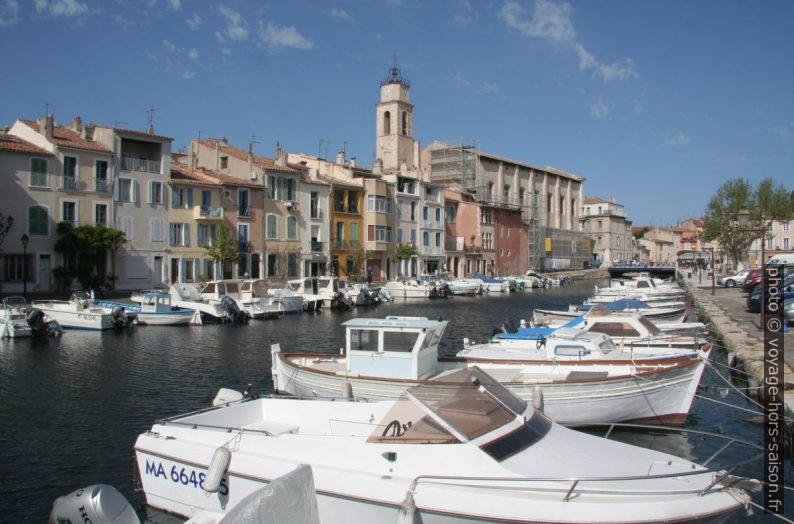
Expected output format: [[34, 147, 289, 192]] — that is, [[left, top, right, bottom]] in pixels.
[[680, 272, 794, 415]]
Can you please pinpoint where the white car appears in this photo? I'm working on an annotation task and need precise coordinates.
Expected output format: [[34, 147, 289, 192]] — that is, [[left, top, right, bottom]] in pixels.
[[717, 268, 755, 288]]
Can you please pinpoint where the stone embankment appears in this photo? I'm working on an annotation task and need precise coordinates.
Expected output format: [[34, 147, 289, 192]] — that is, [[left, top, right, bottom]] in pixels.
[[547, 268, 610, 280], [679, 271, 794, 420]]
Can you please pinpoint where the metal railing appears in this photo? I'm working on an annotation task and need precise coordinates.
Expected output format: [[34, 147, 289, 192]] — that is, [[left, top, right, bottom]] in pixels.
[[95, 178, 111, 192], [62, 176, 79, 190], [121, 156, 161, 174], [238, 241, 251, 252], [310, 241, 324, 252]]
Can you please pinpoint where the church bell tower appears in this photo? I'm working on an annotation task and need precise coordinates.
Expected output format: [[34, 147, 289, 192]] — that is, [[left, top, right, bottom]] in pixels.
[[375, 58, 415, 173]]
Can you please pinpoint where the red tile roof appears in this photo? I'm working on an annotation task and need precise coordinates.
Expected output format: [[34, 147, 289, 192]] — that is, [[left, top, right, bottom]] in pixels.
[[20, 119, 112, 153], [198, 139, 300, 174], [92, 123, 172, 141], [171, 160, 262, 189], [0, 133, 52, 156], [583, 197, 607, 205]]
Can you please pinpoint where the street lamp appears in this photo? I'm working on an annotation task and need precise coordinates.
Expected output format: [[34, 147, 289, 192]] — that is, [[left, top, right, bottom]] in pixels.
[[20, 233, 29, 302]]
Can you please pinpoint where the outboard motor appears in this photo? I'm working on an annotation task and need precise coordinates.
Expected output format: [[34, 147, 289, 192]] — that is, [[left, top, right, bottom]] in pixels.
[[111, 305, 131, 330], [439, 283, 451, 298], [27, 308, 64, 337], [49, 484, 140, 524], [331, 291, 351, 310], [221, 296, 249, 323]]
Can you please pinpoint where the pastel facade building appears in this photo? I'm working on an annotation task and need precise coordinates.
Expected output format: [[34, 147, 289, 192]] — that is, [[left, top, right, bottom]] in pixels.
[[579, 197, 634, 266]]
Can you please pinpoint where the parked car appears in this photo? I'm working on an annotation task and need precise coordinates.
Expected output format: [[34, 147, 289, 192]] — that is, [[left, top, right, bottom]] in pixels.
[[743, 265, 794, 294], [785, 298, 794, 326], [747, 273, 794, 313], [718, 268, 756, 288]]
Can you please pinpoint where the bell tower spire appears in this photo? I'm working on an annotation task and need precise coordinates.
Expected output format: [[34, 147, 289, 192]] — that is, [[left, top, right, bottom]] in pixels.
[[375, 56, 415, 173]]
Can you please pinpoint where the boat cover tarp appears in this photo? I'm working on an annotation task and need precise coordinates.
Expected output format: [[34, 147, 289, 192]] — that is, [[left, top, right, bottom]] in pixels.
[[493, 315, 585, 340], [577, 298, 651, 312], [472, 273, 506, 284]]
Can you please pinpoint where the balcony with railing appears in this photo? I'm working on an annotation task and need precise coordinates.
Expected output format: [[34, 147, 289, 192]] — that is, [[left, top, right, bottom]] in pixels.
[[420, 245, 443, 255], [237, 241, 251, 253], [310, 241, 324, 252], [62, 175, 79, 190], [333, 239, 360, 250], [120, 155, 161, 174], [237, 206, 251, 218], [194, 205, 224, 221], [94, 178, 111, 192], [445, 236, 464, 251]]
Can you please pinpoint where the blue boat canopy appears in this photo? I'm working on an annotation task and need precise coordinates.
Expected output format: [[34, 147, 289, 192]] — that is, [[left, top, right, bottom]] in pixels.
[[577, 298, 650, 312], [492, 314, 585, 340]]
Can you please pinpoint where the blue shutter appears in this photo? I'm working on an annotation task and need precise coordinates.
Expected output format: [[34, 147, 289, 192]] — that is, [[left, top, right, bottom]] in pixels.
[[210, 224, 217, 242], [187, 188, 194, 208], [197, 225, 204, 246], [184, 224, 190, 246]]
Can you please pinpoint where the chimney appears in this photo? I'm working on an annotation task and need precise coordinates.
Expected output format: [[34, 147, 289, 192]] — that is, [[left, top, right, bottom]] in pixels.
[[336, 150, 345, 165], [214, 140, 219, 170], [147, 123, 155, 135], [275, 142, 287, 167], [248, 143, 254, 176], [350, 156, 356, 167], [70, 116, 82, 132], [188, 141, 196, 170], [82, 124, 94, 141], [39, 114, 54, 139], [373, 158, 383, 175]]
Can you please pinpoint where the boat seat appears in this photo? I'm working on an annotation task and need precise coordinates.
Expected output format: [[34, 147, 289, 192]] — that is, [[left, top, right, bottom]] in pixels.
[[243, 420, 298, 435]]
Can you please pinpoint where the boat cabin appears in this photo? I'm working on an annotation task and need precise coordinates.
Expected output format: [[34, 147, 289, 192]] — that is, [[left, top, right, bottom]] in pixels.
[[140, 292, 176, 312], [343, 316, 448, 380], [199, 280, 242, 301], [317, 277, 347, 295], [581, 308, 663, 338], [239, 279, 269, 299]]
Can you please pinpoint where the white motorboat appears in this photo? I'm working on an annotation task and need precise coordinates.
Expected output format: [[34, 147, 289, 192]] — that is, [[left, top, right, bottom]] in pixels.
[[445, 278, 482, 295], [315, 276, 353, 308], [594, 276, 686, 300], [0, 296, 32, 338], [532, 298, 687, 325], [96, 292, 198, 326], [168, 283, 246, 323], [281, 278, 324, 311], [383, 278, 431, 298], [272, 316, 708, 425], [31, 292, 136, 330], [135, 367, 748, 523], [238, 279, 296, 317]]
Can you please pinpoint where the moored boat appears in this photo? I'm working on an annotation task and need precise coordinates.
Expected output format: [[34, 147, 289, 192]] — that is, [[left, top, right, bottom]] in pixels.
[[31, 292, 136, 330], [0, 296, 32, 338], [135, 367, 749, 523], [96, 292, 198, 326]]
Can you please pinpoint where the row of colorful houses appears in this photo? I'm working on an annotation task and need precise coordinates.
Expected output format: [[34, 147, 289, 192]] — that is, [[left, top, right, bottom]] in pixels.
[[1, 65, 597, 294]]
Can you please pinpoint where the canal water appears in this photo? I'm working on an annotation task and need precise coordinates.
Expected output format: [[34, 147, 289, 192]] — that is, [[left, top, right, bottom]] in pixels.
[[0, 280, 790, 522]]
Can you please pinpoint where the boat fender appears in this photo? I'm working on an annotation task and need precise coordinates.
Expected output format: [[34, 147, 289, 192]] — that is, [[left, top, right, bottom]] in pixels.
[[212, 388, 244, 406], [532, 385, 544, 413], [341, 378, 352, 399], [535, 336, 546, 350], [49, 484, 141, 524], [396, 483, 418, 524], [204, 447, 232, 494]]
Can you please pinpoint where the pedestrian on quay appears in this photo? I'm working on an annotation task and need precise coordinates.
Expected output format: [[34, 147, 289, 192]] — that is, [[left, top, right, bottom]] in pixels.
[[366, 266, 373, 287]]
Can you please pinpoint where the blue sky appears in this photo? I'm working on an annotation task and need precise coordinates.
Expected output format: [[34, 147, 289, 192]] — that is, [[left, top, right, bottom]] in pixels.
[[1, 0, 792, 225]]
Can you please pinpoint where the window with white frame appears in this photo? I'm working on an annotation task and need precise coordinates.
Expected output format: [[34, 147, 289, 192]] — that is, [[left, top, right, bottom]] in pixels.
[[63, 156, 77, 177], [287, 216, 298, 240], [481, 232, 492, 249], [169, 223, 190, 246], [435, 232, 441, 247], [3, 254, 32, 282], [783, 237, 790, 249], [172, 187, 192, 209], [116, 178, 134, 202], [367, 195, 393, 213], [423, 231, 429, 246], [481, 208, 493, 224], [266, 214, 278, 239], [95, 160, 109, 191], [29, 205, 49, 236], [267, 175, 277, 199], [197, 224, 217, 247], [783, 222, 791, 232], [368, 225, 393, 242], [238, 188, 250, 216], [149, 181, 164, 204], [61, 201, 77, 226], [237, 224, 249, 247], [95, 203, 108, 226], [30, 158, 48, 187], [117, 215, 134, 240]]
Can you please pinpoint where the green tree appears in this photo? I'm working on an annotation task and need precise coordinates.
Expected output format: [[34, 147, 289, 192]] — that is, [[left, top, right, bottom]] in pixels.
[[97, 225, 126, 288], [352, 248, 367, 277], [632, 226, 649, 240], [390, 243, 418, 276], [205, 226, 238, 274], [703, 177, 793, 267], [54, 222, 127, 290]]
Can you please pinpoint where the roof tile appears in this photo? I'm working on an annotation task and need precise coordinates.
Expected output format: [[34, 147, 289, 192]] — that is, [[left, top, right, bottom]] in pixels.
[[0, 133, 52, 156]]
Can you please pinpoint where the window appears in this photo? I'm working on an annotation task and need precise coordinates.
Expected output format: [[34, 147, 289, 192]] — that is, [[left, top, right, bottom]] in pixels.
[[310, 191, 319, 218], [384, 111, 391, 134], [238, 189, 250, 216], [237, 224, 249, 248], [401, 111, 407, 135], [351, 329, 379, 352], [63, 156, 77, 177], [410, 201, 416, 221], [367, 195, 392, 213], [482, 208, 493, 224], [559, 196, 565, 216], [267, 253, 278, 276], [284, 178, 296, 201], [29, 206, 49, 236], [335, 191, 345, 212], [397, 228, 403, 243], [62, 201, 76, 226], [220, 156, 228, 169], [150, 217, 165, 242], [197, 224, 216, 246], [503, 185, 510, 203], [368, 225, 393, 242], [267, 214, 278, 239], [423, 206, 428, 221], [237, 254, 248, 277], [95, 204, 108, 226], [287, 216, 297, 240], [116, 178, 133, 202], [171, 187, 192, 209], [445, 204, 457, 223], [435, 232, 441, 247], [423, 231, 429, 246], [169, 223, 187, 246], [30, 158, 48, 187], [784, 237, 790, 249], [93, 160, 109, 191], [267, 175, 277, 199], [482, 232, 493, 250], [287, 253, 298, 277], [519, 188, 525, 205], [435, 208, 441, 223], [350, 222, 359, 244], [3, 254, 32, 282], [117, 216, 134, 240], [410, 229, 416, 245], [201, 190, 211, 208], [597, 220, 602, 231], [571, 198, 576, 218], [348, 192, 358, 213], [397, 199, 403, 220]]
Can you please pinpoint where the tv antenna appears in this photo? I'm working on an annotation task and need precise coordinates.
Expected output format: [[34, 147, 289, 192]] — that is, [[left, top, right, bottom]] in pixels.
[[146, 107, 160, 130], [249, 134, 261, 153], [44, 102, 51, 115], [318, 139, 330, 160]]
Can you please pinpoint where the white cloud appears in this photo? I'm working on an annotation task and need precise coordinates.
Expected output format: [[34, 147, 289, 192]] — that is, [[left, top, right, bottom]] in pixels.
[[327, 8, 354, 22], [588, 95, 610, 118], [187, 48, 199, 61], [0, 0, 19, 26], [185, 12, 202, 29], [257, 21, 313, 51], [35, 0, 89, 18], [476, 82, 500, 94], [160, 39, 199, 80], [664, 130, 691, 147], [162, 39, 178, 53], [452, 0, 477, 29], [500, 0, 637, 82], [181, 70, 195, 79], [446, 72, 471, 89], [777, 122, 794, 141], [632, 98, 645, 114], [499, 0, 575, 42], [217, 4, 248, 42], [221, 47, 231, 55], [166, 0, 180, 11]]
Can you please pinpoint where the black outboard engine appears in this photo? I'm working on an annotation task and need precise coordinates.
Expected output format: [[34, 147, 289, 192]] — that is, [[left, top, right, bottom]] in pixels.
[[331, 291, 351, 310], [111, 305, 135, 329], [27, 308, 64, 336], [221, 296, 249, 323], [439, 283, 451, 298]]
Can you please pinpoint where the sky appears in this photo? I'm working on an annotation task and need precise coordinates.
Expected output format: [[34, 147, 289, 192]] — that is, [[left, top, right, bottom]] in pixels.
[[1, 0, 792, 225]]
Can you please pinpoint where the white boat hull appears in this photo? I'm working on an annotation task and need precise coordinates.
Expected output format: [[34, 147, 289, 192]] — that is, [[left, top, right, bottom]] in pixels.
[[136, 311, 197, 326], [0, 318, 32, 337], [483, 281, 510, 293], [382, 285, 430, 298], [273, 353, 705, 426]]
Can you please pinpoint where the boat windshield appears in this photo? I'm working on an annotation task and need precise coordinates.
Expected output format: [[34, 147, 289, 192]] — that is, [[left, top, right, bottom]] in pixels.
[[3, 297, 26, 309], [367, 368, 526, 444], [637, 315, 662, 335], [250, 280, 269, 297], [287, 282, 302, 292]]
